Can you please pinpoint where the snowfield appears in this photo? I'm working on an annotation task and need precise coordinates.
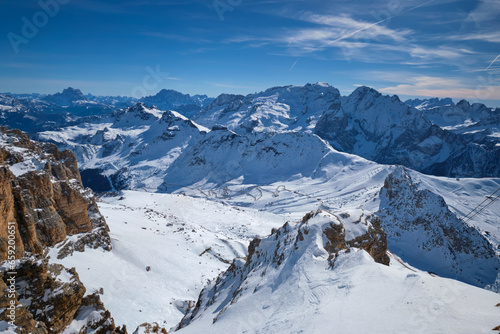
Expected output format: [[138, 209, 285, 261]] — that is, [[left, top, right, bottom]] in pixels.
[[49, 163, 500, 332], [49, 191, 288, 329]]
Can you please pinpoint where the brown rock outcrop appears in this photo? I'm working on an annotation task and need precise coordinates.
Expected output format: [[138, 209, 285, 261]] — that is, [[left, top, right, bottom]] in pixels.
[[0, 127, 111, 261], [314, 210, 390, 266], [133, 322, 168, 334], [0, 257, 126, 334]]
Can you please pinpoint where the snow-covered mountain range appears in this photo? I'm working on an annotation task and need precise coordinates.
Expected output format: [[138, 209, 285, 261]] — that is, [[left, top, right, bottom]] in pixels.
[[5, 83, 495, 181], [1, 83, 500, 333]]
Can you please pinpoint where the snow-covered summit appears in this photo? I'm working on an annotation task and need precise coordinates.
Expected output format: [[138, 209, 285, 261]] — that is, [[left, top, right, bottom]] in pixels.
[[195, 83, 341, 132], [406, 97, 454, 110], [114, 102, 164, 122]]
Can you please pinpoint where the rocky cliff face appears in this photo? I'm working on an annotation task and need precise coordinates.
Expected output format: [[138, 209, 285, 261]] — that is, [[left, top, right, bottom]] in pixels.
[[0, 257, 126, 333], [377, 166, 500, 290], [314, 86, 500, 178], [0, 127, 111, 261]]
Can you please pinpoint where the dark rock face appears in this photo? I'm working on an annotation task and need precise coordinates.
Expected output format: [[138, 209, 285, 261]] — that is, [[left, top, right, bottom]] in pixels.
[[0, 127, 111, 261], [314, 86, 499, 178], [139, 89, 213, 118], [377, 166, 500, 289], [0, 258, 126, 334], [42, 87, 88, 107]]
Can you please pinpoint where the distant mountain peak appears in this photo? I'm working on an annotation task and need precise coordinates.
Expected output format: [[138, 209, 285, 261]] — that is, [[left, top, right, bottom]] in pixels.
[[405, 97, 455, 110], [139, 89, 214, 118], [42, 87, 88, 106], [351, 85, 382, 98]]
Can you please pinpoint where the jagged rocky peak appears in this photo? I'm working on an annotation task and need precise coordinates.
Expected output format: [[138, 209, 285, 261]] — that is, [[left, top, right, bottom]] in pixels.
[[0, 257, 126, 333], [196, 82, 342, 132], [262, 82, 342, 103], [42, 87, 88, 106], [133, 322, 168, 334], [315, 86, 430, 148], [178, 209, 389, 330], [115, 102, 164, 122], [141, 88, 211, 106], [377, 166, 500, 290], [206, 93, 245, 109], [349, 85, 381, 99], [139, 89, 213, 118], [455, 99, 471, 110], [405, 97, 455, 109], [342, 86, 412, 117], [159, 110, 209, 133], [408, 96, 497, 125], [128, 102, 158, 113], [314, 86, 500, 178], [0, 127, 111, 261]]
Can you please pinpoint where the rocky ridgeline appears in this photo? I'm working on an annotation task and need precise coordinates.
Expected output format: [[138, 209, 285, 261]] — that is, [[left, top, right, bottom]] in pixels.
[[377, 166, 500, 290], [178, 209, 389, 329], [0, 127, 111, 261]]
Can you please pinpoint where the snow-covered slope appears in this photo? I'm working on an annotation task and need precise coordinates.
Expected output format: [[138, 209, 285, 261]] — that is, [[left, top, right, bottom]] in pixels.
[[176, 210, 500, 334], [194, 83, 341, 133], [49, 190, 288, 330], [160, 129, 361, 189], [38, 103, 209, 191], [46, 165, 500, 331]]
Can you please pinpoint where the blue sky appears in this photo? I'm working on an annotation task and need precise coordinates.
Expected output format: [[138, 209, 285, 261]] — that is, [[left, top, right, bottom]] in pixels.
[[1, 0, 499, 106]]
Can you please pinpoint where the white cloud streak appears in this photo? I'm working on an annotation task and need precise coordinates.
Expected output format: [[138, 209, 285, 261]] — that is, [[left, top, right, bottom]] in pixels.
[[379, 75, 500, 100]]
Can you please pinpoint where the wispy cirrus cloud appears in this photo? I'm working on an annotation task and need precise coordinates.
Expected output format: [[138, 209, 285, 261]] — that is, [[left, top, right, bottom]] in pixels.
[[378, 75, 500, 100], [292, 13, 412, 43], [466, 0, 500, 23], [222, 8, 478, 67], [448, 31, 500, 43]]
